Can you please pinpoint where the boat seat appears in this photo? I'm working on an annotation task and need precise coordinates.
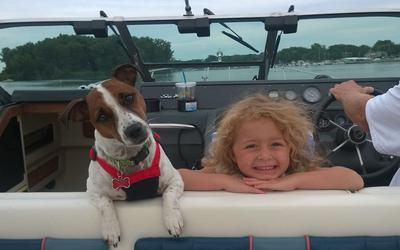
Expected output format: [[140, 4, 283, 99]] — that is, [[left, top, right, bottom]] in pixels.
[[135, 236, 400, 250], [0, 238, 107, 250], [1, 188, 400, 250]]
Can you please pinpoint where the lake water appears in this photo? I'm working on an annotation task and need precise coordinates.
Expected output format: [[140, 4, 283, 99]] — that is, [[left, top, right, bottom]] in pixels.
[[1, 62, 400, 94], [154, 62, 400, 82], [270, 62, 400, 80]]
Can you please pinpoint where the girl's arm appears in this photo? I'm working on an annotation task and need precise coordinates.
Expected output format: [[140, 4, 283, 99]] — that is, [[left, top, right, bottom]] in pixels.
[[178, 168, 264, 193], [244, 166, 364, 192]]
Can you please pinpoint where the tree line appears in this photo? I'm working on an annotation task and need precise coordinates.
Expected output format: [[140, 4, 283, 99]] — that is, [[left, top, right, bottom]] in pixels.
[[276, 40, 400, 64], [0, 34, 173, 81], [1, 35, 399, 81], [203, 40, 400, 64]]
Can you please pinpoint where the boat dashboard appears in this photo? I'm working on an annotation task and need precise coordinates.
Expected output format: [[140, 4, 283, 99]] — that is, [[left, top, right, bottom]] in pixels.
[[0, 77, 399, 191]]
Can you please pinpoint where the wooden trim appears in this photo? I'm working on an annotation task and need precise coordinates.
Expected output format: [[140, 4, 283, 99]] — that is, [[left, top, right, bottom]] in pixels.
[[0, 102, 68, 136], [21, 103, 68, 113]]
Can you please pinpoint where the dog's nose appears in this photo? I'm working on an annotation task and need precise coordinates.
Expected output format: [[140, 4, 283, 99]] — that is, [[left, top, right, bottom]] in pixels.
[[124, 123, 147, 140]]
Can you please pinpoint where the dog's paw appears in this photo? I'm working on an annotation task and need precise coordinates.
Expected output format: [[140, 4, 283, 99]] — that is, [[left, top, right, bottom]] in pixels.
[[102, 218, 121, 247], [164, 208, 184, 237]]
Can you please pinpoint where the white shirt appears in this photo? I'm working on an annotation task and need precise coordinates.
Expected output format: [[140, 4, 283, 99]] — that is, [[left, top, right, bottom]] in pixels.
[[366, 84, 400, 186]]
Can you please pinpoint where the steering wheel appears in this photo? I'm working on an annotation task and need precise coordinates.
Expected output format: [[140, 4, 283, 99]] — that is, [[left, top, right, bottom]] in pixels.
[[313, 90, 400, 186]]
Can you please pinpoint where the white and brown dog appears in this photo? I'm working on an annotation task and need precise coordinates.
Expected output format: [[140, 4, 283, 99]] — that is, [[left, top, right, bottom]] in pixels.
[[59, 74, 184, 247]]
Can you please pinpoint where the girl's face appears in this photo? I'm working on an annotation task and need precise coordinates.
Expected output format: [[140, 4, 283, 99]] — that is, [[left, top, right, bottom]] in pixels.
[[232, 118, 290, 180]]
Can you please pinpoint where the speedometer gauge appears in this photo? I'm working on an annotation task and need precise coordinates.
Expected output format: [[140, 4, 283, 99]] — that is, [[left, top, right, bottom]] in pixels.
[[302, 86, 321, 103]]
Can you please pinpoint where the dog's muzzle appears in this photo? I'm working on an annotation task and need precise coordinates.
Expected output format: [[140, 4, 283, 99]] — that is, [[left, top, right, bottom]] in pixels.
[[124, 123, 148, 143]]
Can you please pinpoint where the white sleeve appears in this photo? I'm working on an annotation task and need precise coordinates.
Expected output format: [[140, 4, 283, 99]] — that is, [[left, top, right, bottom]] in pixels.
[[365, 84, 400, 156]]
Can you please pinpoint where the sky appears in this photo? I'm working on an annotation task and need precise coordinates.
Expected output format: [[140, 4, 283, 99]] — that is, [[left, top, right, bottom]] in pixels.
[[1, 0, 400, 19]]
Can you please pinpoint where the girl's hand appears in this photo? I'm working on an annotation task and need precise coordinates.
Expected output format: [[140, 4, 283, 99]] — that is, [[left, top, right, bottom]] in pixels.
[[243, 176, 296, 191], [221, 175, 265, 194], [243, 167, 363, 191]]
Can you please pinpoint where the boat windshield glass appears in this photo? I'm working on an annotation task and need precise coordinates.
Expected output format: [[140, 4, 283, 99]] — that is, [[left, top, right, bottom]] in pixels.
[[271, 16, 400, 80], [0, 14, 399, 87], [126, 21, 265, 82]]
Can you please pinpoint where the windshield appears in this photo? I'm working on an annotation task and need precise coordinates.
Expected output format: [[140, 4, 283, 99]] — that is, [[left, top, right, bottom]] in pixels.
[[271, 16, 400, 80], [127, 21, 264, 82], [0, 13, 400, 89]]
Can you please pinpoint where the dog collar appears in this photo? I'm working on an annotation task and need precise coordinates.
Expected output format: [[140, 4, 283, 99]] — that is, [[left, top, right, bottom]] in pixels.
[[101, 140, 151, 170], [97, 132, 161, 170], [89, 141, 161, 190]]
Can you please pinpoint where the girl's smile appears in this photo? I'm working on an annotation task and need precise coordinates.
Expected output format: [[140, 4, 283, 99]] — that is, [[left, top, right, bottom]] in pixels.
[[232, 118, 290, 180]]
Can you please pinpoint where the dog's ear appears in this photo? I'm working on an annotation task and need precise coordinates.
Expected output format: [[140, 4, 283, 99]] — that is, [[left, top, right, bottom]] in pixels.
[[59, 98, 89, 128], [112, 64, 138, 87]]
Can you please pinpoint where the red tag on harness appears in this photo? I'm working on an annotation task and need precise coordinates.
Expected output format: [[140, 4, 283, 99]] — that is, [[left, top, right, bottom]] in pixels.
[[112, 176, 131, 190]]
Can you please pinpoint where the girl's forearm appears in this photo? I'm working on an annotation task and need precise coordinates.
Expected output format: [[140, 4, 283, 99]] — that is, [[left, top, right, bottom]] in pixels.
[[178, 168, 225, 191], [291, 166, 364, 191]]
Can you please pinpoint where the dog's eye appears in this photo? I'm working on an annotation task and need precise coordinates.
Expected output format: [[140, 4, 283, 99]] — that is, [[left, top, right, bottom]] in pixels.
[[123, 94, 134, 105], [97, 112, 109, 122]]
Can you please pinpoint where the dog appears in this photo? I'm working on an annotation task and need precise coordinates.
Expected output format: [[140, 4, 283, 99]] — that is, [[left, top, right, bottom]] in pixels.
[[59, 72, 184, 247]]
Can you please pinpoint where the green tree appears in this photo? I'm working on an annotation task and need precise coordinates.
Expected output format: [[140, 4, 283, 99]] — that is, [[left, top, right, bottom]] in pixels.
[[277, 47, 310, 63], [0, 34, 173, 81], [134, 36, 173, 63], [373, 40, 398, 57]]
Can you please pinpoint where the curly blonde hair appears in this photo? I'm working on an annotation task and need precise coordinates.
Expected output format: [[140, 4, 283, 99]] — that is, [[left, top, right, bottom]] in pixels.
[[203, 94, 326, 176]]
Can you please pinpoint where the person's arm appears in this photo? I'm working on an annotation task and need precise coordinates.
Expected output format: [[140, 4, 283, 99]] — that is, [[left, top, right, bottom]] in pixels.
[[243, 166, 364, 192], [329, 80, 374, 132], [178, 168, 264, 193], [365, 84, 400, 156]]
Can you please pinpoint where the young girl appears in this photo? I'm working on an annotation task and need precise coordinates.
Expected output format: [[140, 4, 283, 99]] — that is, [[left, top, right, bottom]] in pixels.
[[179, 94, 364, 193]]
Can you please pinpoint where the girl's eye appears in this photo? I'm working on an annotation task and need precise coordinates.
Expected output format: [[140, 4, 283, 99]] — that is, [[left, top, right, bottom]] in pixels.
[[271, 142, 284, 147], [245, 144, 256, 149]]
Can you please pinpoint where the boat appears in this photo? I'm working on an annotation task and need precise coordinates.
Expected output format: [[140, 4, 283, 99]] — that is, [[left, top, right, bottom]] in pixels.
[[1, 2, 400, 249]]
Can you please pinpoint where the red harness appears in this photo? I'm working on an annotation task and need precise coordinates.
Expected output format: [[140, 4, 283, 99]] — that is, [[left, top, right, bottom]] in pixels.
[[89, 142, 161, 190]]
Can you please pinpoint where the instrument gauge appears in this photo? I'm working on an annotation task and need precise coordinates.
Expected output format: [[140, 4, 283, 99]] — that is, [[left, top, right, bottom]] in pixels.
[[302, 86, 322, 103], [268, 90, 279, 99], [334, 114, 348, 126], [285, 90, 297, 100]]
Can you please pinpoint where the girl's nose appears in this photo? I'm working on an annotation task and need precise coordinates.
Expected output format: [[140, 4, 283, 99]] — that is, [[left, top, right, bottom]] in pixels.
[[257, 148, 272, 160]]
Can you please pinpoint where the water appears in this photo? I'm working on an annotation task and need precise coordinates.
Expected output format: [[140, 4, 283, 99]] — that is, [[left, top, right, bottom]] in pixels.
[[1, 62, 399, 94], [270, 62, 400, 80], [153, 62, 400, 82]]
